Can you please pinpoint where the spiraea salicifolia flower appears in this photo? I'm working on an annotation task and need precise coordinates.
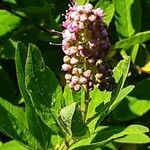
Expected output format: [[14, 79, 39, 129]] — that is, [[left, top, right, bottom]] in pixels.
[[61, 3, 115, 91]]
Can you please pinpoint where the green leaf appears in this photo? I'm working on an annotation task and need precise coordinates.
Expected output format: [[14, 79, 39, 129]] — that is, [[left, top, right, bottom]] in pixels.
[[0, 66, 16, 102], [113, 79, 150, 121], [113, 0, 141, 38], [75, 0, 89, 5], [63, 85, 74, 106], [113, 31, 150, 50], [113, 56, 130, 88], [87, 57, 131, 131], [114, 134, 150, 144], [16, 42, 52, 149], [0, 38, 16, 59], [87, 87, 111, 119], [70, 124, 149, 150], [17, 5, 54, 14], [25, 44, 62, 132], [0, 10, 21, 36], [109, 85, 134, 112], [58, 103, 89, 138], [0, 140, 27, 150], [0, 98, 32, 149], [63, 85, 85, 106], [96, 0, 114, 25]]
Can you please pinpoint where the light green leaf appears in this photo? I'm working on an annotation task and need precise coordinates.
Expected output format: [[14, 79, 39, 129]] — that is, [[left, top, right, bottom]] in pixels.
[[59, 103, 89, 138], [96, 0, 114, 25], [114, 134, 150, 144], [63, 85, 74, 106], [113, 56, 130, 88], [70, 124, 149, 150], [113, 0, 141, 38], [87, 57, 131, 131], [113, 31, 150, 50], [109, 85, 134, 112], [75, 0, 89, 5], [87, 87, 111, 119], [113, 79, 150, 121], [25, 44, 62, 133], [0, 10, 20, 36], [0, 140, 26, 150]]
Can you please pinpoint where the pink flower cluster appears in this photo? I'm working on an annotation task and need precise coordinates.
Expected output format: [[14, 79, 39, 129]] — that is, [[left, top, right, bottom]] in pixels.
[[61, 3, 115, 91]]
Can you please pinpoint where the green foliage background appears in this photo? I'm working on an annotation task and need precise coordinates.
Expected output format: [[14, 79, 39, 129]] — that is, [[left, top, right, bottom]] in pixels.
[[0, 0, 150, 149]]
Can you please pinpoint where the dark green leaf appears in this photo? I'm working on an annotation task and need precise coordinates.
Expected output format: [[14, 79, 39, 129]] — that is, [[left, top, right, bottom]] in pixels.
[[16, 42, 52, 149], [0, 98, 34, 149], [0, 66, 16, 102], [17, 5, 54, 14], [0, 39, 16, 59], [25, 44, 62, 132]]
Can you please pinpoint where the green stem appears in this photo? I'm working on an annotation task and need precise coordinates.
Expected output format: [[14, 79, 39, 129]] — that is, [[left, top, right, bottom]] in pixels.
[[83, 87, 90, 122]]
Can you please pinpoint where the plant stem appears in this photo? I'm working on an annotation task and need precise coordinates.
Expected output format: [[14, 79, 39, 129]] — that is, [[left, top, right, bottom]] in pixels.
[[83, 87, 90, 122]]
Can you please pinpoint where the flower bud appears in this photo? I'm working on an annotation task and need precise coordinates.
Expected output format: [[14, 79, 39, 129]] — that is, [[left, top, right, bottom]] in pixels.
[[79, 76, 88, 84], [83, 70, 92, 78], [71, 76, 79, 84], [65, 73, 72, 80], [70, 57, 79, 65], [62, 64, 72, 71], [61, 3, 115, 91], [63, 55, 71, 63], [74, 84, 81, 91]]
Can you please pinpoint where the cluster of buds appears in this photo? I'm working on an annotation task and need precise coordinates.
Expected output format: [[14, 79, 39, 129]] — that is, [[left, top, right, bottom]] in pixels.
[[61, 3, 115, 91]]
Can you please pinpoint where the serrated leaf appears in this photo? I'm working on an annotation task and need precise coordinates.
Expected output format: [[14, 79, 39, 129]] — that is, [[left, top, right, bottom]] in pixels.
[[59, 103, 89, 138], [0, 10, 20, 36], [113, 31, 150, 50], [16, 42, 52, 149], [114, 0, 141, 38], [0, 140, 27, 150], [25, 44, 62, 133], [95, 0, 114, 25]]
